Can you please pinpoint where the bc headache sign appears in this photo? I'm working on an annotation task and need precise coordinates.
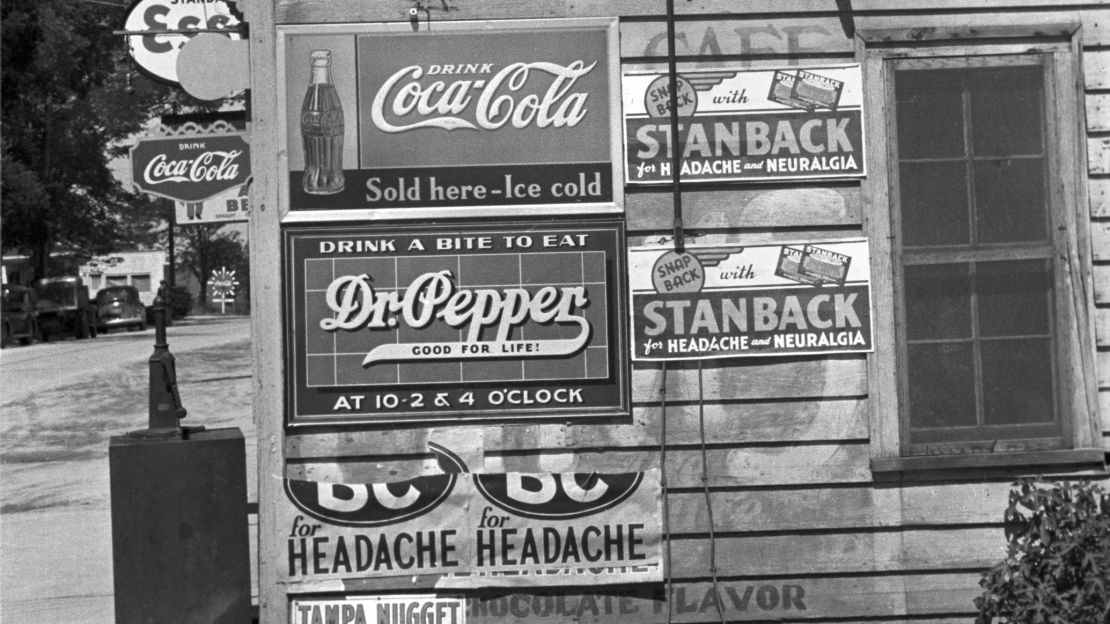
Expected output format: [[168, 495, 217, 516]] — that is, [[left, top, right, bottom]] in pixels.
[[283, 220, 629, 425], [282, 470, 662, 588]]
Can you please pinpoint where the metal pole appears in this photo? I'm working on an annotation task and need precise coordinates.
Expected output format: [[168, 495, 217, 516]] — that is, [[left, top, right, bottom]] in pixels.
[[166, 198, 176, 289], [665, 0, 685, 253]]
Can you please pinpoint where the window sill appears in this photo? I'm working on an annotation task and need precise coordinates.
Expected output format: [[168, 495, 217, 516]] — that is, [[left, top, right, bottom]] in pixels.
[[871, 448, 1107, 482]]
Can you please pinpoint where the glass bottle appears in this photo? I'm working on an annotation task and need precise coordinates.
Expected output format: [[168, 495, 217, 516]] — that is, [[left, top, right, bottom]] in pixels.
[[300, 50, 345, 195]]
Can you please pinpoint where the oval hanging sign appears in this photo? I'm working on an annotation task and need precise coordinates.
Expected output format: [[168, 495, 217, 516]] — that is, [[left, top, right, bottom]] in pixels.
[[123, 0, 243, 86], [130, 133, 252, 202]]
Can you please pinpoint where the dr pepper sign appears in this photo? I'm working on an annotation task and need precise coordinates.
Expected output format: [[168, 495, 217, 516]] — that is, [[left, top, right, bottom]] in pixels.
[[279, 18, 622, 219], [283, 220, 629, 426]]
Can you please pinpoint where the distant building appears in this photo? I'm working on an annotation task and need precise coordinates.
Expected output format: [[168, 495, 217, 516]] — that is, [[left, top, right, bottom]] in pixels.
[[78, 251, 167, 306]]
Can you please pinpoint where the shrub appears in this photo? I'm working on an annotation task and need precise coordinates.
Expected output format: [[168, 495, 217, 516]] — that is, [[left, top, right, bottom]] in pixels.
[[975, 478, 1110, 624], [167, 285, 193, 319]]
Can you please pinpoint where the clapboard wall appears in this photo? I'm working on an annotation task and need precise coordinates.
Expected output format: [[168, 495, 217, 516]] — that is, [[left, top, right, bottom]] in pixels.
[[249, 1, 1110, 622]]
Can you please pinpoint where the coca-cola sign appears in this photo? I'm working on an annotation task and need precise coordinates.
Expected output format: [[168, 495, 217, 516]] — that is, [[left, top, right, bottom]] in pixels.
[[283, 220, 629, 426], [130, 133, 252, 202], [279, 19, 622, 218], [368, 60, 596, 133]]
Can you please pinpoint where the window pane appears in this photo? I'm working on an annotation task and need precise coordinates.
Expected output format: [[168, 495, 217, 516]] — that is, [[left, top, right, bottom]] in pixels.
[[905, 263, 971, 340], [981, 338, 1054, 425], [908, 342, 977, 428], [900, 161, 969, 246], [970, 66, 1043, 156], [895, 69, 965, 159], [107, 275, 127, 287], [132, 274, 152, 292], [974, 157, 1047, 243], [977, 260, 1051, 337]]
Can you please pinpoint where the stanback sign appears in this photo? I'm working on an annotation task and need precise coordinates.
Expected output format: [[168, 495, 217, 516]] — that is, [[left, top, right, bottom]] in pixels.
[[623, 64, 865, 184], [629, 240, 873, 361], [281, 471, 662, 588], [278, 18, 622, 219], [130, 133, 251, 202], [283, 220, 629, 426]]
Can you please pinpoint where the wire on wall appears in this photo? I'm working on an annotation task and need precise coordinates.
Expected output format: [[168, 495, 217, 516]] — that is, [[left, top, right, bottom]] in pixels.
[[659, 359, 674, 624], [698, 360, 727, 624]]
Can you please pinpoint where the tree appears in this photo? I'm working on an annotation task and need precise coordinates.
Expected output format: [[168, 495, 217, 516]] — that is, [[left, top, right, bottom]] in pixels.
[[976, 479, 1110, 623], [0, 0, 224, 279], [178, 224, 247, 307]]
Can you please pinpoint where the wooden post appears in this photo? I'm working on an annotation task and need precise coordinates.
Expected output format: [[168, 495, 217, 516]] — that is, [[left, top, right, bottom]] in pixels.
[[241, 1, 282, 620]]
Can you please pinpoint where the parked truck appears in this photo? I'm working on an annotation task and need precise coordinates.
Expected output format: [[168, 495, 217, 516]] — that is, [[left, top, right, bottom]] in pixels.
[[34, 276, 98, 341]]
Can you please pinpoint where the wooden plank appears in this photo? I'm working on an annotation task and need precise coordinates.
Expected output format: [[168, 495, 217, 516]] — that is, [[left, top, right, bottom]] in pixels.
[[628, 229, 864, 247], [1086, 50, 1110, 90], [456, 573, 984, 623], [858, 42, 903, 467], [1097, 307, 1110, 346], [1092, 178, 1110, 219], [621, 16, 1095, 59], [1090, 136, 1110, 175], [286, 423, 564, 460], [567, 398, 867, 448], [273, 1, 1108, 45], [287, 399, 866, 460], [1089, 93, 1110, 132], [243, 0, 285, 621], [671, 527, 1005, 577], [286, 442, 873, 487], [1099, 350, 1110, 388], [620, 18, 853, 59], [626, 186, 861, 232], [275, 1, 1109, 24], [1096, 264, 1110, 304], [286, 362, 869, 459], [632, 355, 867, 403], [1093, 222, 1110, 260], [1101, 389, 1110, 435], [667, 481, 1022, 533]]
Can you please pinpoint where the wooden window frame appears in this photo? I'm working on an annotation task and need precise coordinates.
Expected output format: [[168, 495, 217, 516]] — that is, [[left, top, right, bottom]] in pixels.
[[856, 25, 1104, 478]]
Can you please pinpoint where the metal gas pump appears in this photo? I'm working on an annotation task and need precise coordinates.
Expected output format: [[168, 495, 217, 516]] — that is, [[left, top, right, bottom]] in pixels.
[[108, 286, 251, 623]]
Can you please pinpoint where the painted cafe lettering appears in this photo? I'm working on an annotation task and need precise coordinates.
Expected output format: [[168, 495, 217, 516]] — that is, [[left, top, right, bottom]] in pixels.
[[320, 270, 591, 365], [370, 61, 596, 132]]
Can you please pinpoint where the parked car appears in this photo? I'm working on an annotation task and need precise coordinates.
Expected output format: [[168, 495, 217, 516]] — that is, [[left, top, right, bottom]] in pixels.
[[33, 276, 98, 341], [1, 284, 39, 347], [96, 285, 147, 332]]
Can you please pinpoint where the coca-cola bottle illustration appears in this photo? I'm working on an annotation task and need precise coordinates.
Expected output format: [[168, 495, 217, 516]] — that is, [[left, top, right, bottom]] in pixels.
[[300, 50, 345, 195]]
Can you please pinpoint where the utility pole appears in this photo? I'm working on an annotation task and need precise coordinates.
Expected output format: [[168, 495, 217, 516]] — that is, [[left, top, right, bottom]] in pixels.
[[166, 198, 176, 288]]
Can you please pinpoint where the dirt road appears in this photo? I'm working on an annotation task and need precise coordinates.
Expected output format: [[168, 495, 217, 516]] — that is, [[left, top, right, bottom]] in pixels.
[[0, 316, 255, 623]]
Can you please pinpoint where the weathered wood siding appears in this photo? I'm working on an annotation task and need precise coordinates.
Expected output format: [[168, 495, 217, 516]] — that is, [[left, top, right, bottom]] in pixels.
[[256, 1, 1110, 622]]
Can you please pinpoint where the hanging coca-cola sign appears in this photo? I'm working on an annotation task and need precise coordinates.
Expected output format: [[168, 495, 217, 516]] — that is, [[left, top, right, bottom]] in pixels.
[[130, 133, 252, 202]]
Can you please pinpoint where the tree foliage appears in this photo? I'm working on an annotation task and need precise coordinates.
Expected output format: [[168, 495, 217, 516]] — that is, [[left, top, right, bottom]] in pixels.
[[0, 0, 220, 279], [178, 224, 247, 307], [976, 479, 1110, 624]]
